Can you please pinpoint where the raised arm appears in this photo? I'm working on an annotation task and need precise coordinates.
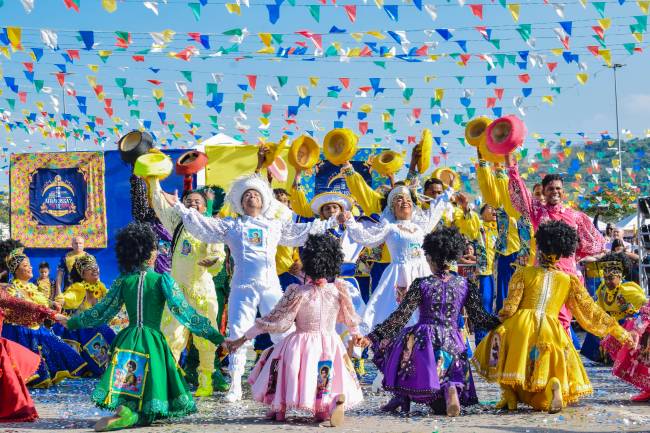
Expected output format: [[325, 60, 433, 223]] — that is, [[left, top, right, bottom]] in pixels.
[[244, 284, 304, 339], [57, 282, 86, 310], [415, 185, 454, 233], [477, 160, 501, 208], [160, 273, 224, 346], [368, 278, 423, 343], [67, 279, 124, 330], [0, 289, 57, 327], [290, 172, 314, 218], [341, 163, 383, 215], [172, 201, 233, 244], [147, 178, 182, 232], [506, 158, 534, 221], [574, 210, 606, 260], [343, 217, 390, 248]]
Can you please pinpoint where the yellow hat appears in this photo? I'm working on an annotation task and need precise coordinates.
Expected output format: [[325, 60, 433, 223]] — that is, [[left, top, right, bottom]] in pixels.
[[134, 151, 173, 180], [416, 129, 433, 173], [323, 128, 358, 166], [263, 135, 288, 168], [370, 150, 404, 177], [478, 140, 505, 164], [288, 135, 320, 170], [432, 167, 461, 191], [465, 116, 492, 147]]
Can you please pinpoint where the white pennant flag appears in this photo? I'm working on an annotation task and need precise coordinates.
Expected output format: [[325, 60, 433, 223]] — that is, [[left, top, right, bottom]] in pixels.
[[424, 4, 437, 21], [266, 85, 279, 101], [40, 29, 58, 50], [395, 78, 407, 90], [211, 73, 224, 83], [553, 3, 565, 18], [143, 2, 159, 15], [175, 82, 189, 96], [21, 0, 35, 13]]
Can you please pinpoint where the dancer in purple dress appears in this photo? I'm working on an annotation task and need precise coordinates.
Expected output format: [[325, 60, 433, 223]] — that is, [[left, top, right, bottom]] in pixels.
[[357, 227, 500, 416]]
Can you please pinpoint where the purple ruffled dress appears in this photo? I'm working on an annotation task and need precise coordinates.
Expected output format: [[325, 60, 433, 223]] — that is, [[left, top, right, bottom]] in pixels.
[[369, 274, 499, 413]]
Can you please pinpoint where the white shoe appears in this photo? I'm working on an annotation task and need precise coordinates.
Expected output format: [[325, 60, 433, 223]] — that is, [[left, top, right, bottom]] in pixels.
[[371, 371, 384, 393], [224, 374, 242, 403]]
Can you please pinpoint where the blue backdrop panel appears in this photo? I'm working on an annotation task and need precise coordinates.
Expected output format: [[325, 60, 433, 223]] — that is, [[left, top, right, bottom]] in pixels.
[[24, 149, 188, 287]]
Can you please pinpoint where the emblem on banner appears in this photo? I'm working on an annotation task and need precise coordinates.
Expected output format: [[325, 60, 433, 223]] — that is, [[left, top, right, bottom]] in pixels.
[[39, 175, 78, 217]]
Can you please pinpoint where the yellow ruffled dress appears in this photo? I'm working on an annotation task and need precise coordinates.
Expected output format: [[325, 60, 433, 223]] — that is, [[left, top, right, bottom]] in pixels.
[[472, 265, 631, 410]]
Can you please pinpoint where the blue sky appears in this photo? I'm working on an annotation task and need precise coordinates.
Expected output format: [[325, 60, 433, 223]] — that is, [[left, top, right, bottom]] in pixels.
[[0, 0, 649, 191]]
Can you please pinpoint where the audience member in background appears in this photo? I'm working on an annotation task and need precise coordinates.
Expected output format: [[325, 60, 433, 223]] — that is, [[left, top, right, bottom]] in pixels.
[[56, 236, 92, 294]]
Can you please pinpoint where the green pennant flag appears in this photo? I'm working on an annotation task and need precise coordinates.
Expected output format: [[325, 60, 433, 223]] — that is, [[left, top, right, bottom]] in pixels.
[[466, 107, 476, 118], [277, 76, 288, 87], [122, 87, 134, 99], [115, 31, 129, 41], [286, 0, 295, 5], [454, 114, 464, 125], [271, 34, 283, 44], [98, 52, 111, 63], [188, 2, 201, 21], [635, 15, 647, 32], [6, 99, 15, 110], [223, 28, 243, 36], [489, 39, 501, 49], [430, 97, 441, 108], [260, 130, 270, 137], [520, 148, 528, 158], [458, 137, 466, 146], [593, 34, 606, 48], [324, 45, 338, 57], [498, 0, 506, 6], [181, 71, 192, 82], [206, 83, 218, 96], [455, 76, 464, 84], [127, 99, 139, 107], [623, 43, 636, 54], [115, 78, 127, 87], [516, 24, 532, 42], [34, 80, 44, 93], [327, 90, 339, 98], [551, 87, 561, 94], [374, 61, 387, 68], [495, 53, 506, 67], [130, 109, 140, 118], [234, 102, 245, 112], [309, 5, 320, 22], [136, 49, 151, 55], [592, 2, 606, 18], [506, 54, 517, 65], [403, 88, 414, 101]]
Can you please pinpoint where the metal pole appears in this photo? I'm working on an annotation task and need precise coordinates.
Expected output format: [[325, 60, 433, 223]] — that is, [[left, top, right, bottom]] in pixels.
[[610, 63, 625, 186], [62, 87, 68, 153]]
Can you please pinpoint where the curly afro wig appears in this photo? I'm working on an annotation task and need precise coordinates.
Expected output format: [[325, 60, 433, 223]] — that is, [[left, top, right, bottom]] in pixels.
[[535, 220, 578, 258], [599, 252, 633, 280], [115, 222, 158, 274], [0, 239, 24, 283], [422, 226, 466, 270], [299, 233, 344, 282]]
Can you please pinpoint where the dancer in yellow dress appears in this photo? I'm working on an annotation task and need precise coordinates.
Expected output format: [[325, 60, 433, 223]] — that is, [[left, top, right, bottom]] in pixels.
[[472, 221, 635, 413]]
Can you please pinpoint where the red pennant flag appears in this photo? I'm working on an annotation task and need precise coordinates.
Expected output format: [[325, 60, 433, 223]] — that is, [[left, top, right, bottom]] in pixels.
[[186, 91, 194, 103], [475, 26, 489, 39], [246, 75, 257, 90], [63, 0, 80, 12], [96, 117, 104, 126], [339, 78, 350, 89], [459, 54, 471, 65], [67, 50, 80, 60], [547, 62, 557, 72], [295, 41, 308, 48], [560, 36, 570, 50], [412, 108, 421, 118], [494, 88, 504, 100], [261, 104, 272, 114], [469, 4, 483, 19], [415, 45, 428, 56], [23, 62, 34, 73], [147, 80, 162, 85], [341, 101, 352, 110], [407, 136, 416, 144], [94, 85, 104, 96], [55, 72, 66, 86], [132, 55, 145, 62], [518, 74, 530, 83], [344, 5, 357, 22], [587, 46, 599, 56], [105, 107, 114, 117], [486, 97, 496, 108], [359, 46, 372, 57], [105, 98, 112, 107], [592, 26, 604, 40], [359, 121, 368, 135], [433, 156, 441, 166], [19, 92, 27, 104]]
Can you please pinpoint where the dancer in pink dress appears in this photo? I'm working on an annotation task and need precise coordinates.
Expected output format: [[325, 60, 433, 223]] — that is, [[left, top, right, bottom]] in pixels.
[[228, 234, 363, 426]]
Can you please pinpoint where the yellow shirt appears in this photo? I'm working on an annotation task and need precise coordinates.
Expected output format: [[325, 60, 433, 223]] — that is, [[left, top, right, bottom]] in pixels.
[[8, 280, 51, 308], [595, 281, 647, 321], [276, 246, 300, 276], [60, 281, 108, 311], [452, 209, 497, 276]]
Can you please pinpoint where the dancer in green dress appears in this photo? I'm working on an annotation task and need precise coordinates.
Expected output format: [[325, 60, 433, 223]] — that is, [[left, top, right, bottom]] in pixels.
[[56, 222, 227, 431]]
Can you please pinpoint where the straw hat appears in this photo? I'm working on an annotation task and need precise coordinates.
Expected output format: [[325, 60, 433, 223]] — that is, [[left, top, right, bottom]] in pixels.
[[310, 192, 353, 216], [118, 130, 154, 164], [485, 114, 527, 155], [323, 128, 358, 166], [464, 117, 492, 147], [370, 150, 404, 177], [432, 167, 461, 191], [134, 150, 173, 180], [288, 135, 320, 170], [227, 174, 273, 217], [263, 135, 288, 168], [416, 129, 433, 173], [175, 150, 208, 175]]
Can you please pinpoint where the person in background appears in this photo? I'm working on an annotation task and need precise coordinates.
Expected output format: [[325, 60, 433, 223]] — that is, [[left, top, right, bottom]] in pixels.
[[532, 183, 544, 204], [607, 228, 632, 252], [56, 236, 92, 295], [36, 262, 56, 302]]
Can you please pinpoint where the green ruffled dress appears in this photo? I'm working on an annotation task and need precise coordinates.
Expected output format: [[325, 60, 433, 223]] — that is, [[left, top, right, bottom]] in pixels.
[[67, 269, 223, 425]]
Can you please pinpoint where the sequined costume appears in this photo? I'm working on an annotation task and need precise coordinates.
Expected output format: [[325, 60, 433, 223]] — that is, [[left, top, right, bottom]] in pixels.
[[368, 274, 499, 413], [602, 303, 650, 395], [0, 288, 57, 422], [1, 279, 87, 387], [472, 266, 632, 411], [581, 280, 647, 362], [66, 270, 223, 426], [53, 280, 116, 376], [148, 179, 226, 387], [507, 164, 606, 332], [343, 188, 453, 333], [246, 280, 363, 414]]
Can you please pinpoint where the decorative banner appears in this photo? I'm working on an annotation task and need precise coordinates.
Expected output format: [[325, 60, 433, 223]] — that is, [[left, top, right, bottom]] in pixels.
[[29, 167, 87, 225], [313, 149, 383, 197], [10, 151, 107, 248]]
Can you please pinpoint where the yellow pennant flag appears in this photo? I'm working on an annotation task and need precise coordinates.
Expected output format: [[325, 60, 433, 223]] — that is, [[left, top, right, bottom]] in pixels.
[[428, 54, 440, 61], [550, 48, 564, 56], [382, 112, 391, 122], [348, 48, 362, 57], [152, 89, 164, 99], [507, 4, 520, 22], [225, 3, 241, 14], [0, 47, 9, 59], [564, 147, 572, 156], [578, 0, 587, 7], [101, 0, 117, 12], [87, 75, 97, 87], [87, 64, 99, 72], [258, 33, 272, 47], [183, 113, 192, 123], [259, 117, 270, 126], [256, 47, 275, 54], [424, 75, 436, 83], [598, 18, 611, 30], [560, 138, 567, 146], [542, 95, 554, 105], [435, 88, 445, 100], [638, 0, 650, 14], [242, 93, 253, 102], [612, 159, 620, 168], [600, 49, 612, 66], [374, 0, 384, 7], [532, 132, 541, 139], [179, 98, 194, 109], [633, 32, 644, 43], [7, 27, 23, 51], [36, 101, 44, 111], [607, 139, 615, 147], [297, 85, 308, 98], [309, 77, 319, 87], [350, 33, 363, 42], [576, 73, 589, 84], [577, 151, 585, 162], [366, 31, 386, 39], [359, 104, 373, 113]]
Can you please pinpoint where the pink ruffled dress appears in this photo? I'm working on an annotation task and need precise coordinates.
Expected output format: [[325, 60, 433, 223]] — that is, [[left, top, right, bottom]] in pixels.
[[246, 279, 364, 414]]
